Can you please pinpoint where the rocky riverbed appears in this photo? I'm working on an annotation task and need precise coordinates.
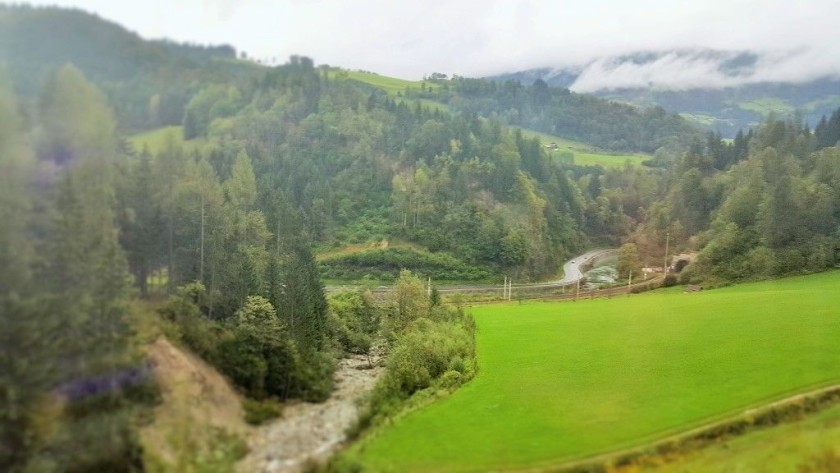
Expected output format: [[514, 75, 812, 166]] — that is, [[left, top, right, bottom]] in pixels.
[[237, 354, 383, 473]]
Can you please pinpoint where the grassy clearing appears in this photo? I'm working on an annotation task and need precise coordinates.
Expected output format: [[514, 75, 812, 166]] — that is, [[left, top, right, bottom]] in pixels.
[[518, 128, 649, 168], [128, 126, 215, 156], [640, 402, 840, 472], [328, 69, 441, 96], [736, 97, 794, 116], [350, 271, 840, 472], [326, 69, 450, 113], [316, 240, 425, 261]]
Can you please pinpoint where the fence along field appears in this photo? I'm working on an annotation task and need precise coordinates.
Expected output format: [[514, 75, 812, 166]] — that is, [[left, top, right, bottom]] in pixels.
[[348, 270, 840, 472]]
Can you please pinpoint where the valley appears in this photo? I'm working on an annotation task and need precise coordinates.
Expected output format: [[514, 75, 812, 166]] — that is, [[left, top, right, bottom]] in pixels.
[[2, 4, 840, 473]]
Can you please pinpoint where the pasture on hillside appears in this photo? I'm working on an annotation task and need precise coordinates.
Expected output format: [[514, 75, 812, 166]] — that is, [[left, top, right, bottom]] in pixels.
[[328, 69, 441, 96], [518, 128, 649, 168], [128, 125, 214, 155], [349, 271, 840, 472]]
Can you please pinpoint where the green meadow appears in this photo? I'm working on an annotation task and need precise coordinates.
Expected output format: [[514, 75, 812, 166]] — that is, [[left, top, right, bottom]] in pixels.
[[328, 69, 449, 113], [351, 271, 840, 472], [327, 69, 440, 95], [642, 401, 840, 473], [735, 97, 794, 116], [518, 128, 649, 168], [128, 125, 215, 155]]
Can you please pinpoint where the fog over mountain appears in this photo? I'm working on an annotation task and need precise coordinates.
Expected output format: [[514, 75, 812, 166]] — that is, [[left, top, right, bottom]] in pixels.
[[575, 49, 839, 92], [492, 48, 840, 137], [19, 0, 840, 83], [499, 49, 840, 93]]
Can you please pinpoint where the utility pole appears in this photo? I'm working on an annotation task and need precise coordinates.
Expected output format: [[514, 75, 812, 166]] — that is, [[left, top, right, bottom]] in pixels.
[[663, 230, 670, 275], [503, 276, 507, 301], [200, 192, 205, 284], [508, 279, 512, 301]]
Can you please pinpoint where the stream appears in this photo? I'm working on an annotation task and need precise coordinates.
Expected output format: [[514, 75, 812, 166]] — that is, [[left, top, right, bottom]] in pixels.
[[237, 354, 384, 473]]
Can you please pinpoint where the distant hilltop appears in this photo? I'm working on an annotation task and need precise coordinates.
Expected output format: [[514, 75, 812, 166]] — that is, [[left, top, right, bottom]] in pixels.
[[490, 49, 840, 137]]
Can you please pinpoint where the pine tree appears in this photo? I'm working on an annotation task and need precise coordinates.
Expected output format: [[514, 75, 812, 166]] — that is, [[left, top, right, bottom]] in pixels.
[[0, 73, 43, 471], [118, 150, 164, 295], [26, 65, 144, 471]]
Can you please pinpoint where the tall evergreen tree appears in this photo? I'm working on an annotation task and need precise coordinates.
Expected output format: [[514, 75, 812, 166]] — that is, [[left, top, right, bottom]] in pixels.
[[27, 65, 144, 471], [0, 74, 42, 472]]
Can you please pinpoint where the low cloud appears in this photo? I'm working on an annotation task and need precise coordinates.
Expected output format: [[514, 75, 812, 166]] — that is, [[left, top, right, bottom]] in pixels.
[[569, 48, 840, 92], [21, 0, 840, 88]]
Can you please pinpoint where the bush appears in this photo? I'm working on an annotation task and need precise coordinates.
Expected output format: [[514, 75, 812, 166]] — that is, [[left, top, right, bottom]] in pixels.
[[385, 316, 475, 395], [319, 248, 491, 281], [327, 290, 379, 355], [353, 303, 477, 435], [242, 399, 282, 425], [663, 274, 678, 287], [160, 285, 335, 402]]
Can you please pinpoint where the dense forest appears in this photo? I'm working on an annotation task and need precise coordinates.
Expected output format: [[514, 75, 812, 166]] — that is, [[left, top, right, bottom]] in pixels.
[[405, 76, 700, 152], [0, 4, 259, 131], [3, 5, 840, 472]]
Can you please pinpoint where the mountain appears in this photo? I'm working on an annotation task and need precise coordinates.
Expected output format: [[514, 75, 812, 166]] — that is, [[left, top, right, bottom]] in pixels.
[[0, 4, 262, 131], [491, 49, 840, 137]]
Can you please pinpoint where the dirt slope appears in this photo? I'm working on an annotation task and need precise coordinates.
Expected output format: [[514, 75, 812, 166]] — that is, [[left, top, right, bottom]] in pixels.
[[141, 336, 248, 468]]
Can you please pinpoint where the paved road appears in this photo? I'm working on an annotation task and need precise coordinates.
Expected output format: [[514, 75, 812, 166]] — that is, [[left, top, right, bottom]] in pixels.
[[326, 248, 618, 295], [550, 248, 617, 286]]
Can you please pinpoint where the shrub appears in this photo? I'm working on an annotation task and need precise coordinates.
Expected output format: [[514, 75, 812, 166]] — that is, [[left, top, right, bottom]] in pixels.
[[319, 248, 491, 281], [327, 290, 379, 355], [349, 300, 477, 441], [160, 285, 335, 402], [242, 399, 282, 425]]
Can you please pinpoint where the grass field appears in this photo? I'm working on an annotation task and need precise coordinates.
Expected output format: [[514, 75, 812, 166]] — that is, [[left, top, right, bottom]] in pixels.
[[350, 271, 840, 472], [328, 69, 441, 96], [328, 69, 450, 113], [128, 126, 215, 155], [640, 401, 840, 473], [518, 128, 649, 168], [736, 97, 794, 116]]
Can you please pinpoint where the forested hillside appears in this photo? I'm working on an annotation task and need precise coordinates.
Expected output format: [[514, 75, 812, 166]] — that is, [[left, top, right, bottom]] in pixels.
[[0, 8, 681, 470], [630, 112, 840, 284], [0, 4, 260, 131], [492, 51, 840, 137], [0, 5, 707, 284], [3, 4, 840, 472], [405, 76, 700, 152]]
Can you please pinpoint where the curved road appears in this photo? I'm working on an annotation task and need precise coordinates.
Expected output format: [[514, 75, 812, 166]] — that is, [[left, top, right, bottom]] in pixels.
[[550, 248, 617, 286], [326, 249, 617, 294]]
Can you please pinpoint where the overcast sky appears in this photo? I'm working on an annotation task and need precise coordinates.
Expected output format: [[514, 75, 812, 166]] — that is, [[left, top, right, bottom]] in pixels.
[[23, 0, 840, 89]]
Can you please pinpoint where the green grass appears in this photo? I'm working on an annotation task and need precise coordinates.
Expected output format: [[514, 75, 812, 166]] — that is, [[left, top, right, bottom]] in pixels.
[[329, 69, 441, 96], [736, 97, 794, 116], [128, 126, 215, 156], [350, 271, 840, 472], [518, 128, 649, 168], [643, 402, 840, 472], [326, 69, 449, 113]]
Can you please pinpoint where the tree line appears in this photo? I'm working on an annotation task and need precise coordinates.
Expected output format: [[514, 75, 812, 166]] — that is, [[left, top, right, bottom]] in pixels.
[[628, 110, 840, 283]]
